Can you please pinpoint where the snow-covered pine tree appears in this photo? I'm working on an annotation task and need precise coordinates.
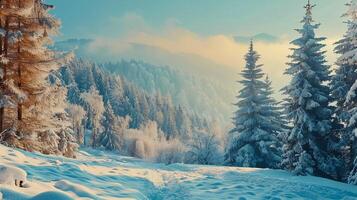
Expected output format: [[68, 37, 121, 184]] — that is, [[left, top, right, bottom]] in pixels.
[[162, 96, 178, 140], [67, 104, 86, 145], [176, 105, 192, 140], [331, 0, 357, 183], [225, 41, 281, 169], [282, 1, 339, 178], [99, 104, 124, 151], [262, 76, 287, 143], [332, 1, 357, 123], [346, 80, 357, 184], [81, 86, 105, 147], [0, 0, 75, 155], [349, 158, 357, 184]]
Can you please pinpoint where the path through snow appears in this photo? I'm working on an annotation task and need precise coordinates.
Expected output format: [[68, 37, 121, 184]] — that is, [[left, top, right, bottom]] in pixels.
[[0, 145, 356, 200]]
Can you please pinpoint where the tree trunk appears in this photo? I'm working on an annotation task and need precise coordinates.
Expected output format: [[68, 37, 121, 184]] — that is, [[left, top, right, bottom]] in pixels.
[[0, 19, 4, 132], [1, 11, 9, 132], [92, 128, 97, 148], [17, 0, 22, 121]]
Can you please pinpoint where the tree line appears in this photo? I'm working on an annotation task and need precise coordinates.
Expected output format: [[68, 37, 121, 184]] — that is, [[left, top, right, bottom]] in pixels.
[[226, 1, 357, 185]]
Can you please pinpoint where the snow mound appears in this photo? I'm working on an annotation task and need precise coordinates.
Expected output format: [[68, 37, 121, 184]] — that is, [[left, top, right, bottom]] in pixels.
[[54, 180, 97, 199], [0, 165, 27, 186], [0, 145, 356, 199], [30, 191, 74, 200]]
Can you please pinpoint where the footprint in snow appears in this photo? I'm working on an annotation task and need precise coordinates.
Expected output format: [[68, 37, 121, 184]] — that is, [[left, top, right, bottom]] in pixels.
[[8, 153, 16, 157], [246, 185, 254, 189], [4, 157, 13, 162], [195, 183, 204, 187], [211, 182, 223, 186], [234, 185, 244, 189], [245, 192, 256, 196]]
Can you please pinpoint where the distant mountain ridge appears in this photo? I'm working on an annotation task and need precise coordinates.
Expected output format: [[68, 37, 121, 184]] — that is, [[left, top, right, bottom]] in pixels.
[[234, 33, 279, 43]]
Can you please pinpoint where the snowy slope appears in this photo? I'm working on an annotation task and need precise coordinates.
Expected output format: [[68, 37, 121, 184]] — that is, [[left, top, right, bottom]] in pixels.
[[0, 145, 356, 200]]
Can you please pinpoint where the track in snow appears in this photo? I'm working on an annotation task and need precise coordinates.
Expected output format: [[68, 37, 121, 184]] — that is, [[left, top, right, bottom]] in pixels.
[[0, 145, 356, 200]]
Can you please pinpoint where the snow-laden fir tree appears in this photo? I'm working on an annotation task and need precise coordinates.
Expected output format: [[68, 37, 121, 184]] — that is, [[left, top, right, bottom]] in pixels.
[[67, 104, 86, 145], [262, 76, 287, 143], [0, 0, 75, 156], [225, 41, 281, 169], [346, 80, 357, 184], [81, 86, 105, 147], [176, 105, 192, 140], [282, 1, 339, 178], [99, 104, 126, 151], [332, 0, 357, 123], [349, 158, 357, 184], [331, 0, 357, 183]]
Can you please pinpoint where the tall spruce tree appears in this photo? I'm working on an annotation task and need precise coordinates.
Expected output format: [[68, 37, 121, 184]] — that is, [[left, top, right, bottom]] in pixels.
[[225, 41, 281, 169], [332, 0, 357, 123], [282, 1, 338, 178], [0, 0, 75, 156], [99, 104, 123, 151], [262, 76, 286, 147], [346, 80, 357, 184], [331, 0, 357, 183]]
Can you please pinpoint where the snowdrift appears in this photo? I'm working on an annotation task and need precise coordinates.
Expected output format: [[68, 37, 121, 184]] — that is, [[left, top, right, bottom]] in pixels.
[[0, 144, 356, 200]]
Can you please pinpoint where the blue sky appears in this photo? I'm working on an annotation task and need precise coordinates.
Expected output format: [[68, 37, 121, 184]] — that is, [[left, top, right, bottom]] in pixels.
[[48, 0, 346, 40], [46, 0, 349, 92]]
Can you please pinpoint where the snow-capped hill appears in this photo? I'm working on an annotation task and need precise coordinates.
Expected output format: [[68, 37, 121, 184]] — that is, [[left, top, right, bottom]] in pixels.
[[0, 144, 356, 200]]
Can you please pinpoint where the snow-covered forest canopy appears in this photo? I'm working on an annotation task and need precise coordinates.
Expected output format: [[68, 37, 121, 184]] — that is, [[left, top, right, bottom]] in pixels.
[[0, 0, 357, 199]]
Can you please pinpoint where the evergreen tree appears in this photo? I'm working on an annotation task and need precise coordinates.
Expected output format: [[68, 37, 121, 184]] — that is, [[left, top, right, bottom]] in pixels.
[[81, 86, 105, 147], [281, 1, 338, 178], [225, 42, 281, 169], [67, 104, 86, 145], [162, 96, 178, 139], [0, 0, 75, 156], [73, 60, 95, 92], [331, 0, 357, 183], [99, 104, 123, 151], [349, 157, 357, 184], [346, 80, 357, 184], [332, 0, 357, 123], [262, 76, 287, 137], [176, 105, 192, 140]]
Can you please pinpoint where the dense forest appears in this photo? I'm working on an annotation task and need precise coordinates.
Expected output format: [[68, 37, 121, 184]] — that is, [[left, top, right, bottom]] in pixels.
[[103, 60, 232, 124], [226, 1, 357, 184], [55, 59, 225, 164], [0, 0, 356, 191]]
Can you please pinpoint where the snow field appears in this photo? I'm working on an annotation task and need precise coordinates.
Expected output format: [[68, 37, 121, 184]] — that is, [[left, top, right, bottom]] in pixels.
[[0, 145, 356, 200]]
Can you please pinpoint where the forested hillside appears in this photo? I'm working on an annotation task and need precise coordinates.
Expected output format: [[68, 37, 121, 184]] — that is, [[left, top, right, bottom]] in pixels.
[[103, 61, 232, 123], [58, 59, 209, 136], [52, 40, 234, 124], [54, 59, 225, 164]]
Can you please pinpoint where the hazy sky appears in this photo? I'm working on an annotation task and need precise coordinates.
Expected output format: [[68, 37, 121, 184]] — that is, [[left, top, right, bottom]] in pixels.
[[48, 0, 345, 39], [47, 0, 350, 93]]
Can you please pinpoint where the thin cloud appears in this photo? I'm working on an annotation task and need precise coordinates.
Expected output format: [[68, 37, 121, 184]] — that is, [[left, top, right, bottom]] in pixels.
[[88, 13, 339, 94]]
